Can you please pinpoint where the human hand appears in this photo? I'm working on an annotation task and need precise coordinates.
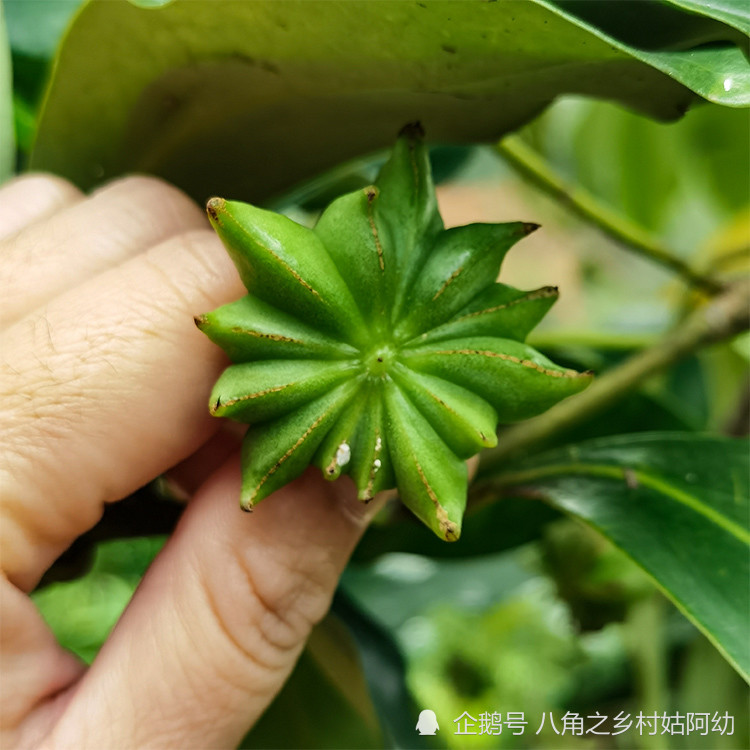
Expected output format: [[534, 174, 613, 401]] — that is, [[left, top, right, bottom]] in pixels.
[[0, 174, 382, 749]]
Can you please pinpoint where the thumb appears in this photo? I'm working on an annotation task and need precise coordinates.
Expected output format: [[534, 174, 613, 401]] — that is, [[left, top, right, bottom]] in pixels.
[[46, 456, 382, 749]]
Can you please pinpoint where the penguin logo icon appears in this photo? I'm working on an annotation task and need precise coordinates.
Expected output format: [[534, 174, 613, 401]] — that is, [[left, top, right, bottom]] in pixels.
[[416, 709, 439, 735]]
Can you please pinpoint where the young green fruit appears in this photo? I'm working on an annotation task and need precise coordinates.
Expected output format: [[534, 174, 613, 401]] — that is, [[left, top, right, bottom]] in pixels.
[[196, 124, 592, 540]]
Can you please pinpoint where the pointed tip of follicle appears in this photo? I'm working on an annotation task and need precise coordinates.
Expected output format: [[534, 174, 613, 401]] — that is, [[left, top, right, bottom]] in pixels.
[[522, 222, 541, 236], [442, 521, 460, 542], [206, 196, 226, 224], [533, 285, 559, 300], [398, 120, 425, 140], [193, 313, 208, 329], [240, 489, 257, 513]]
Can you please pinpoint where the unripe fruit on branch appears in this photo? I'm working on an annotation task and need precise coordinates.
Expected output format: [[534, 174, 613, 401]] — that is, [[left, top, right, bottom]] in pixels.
[[196, 124, 592, 540]]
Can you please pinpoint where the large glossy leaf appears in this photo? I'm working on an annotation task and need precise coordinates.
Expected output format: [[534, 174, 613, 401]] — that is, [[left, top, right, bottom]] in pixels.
[[662, 0, 750, 36], [30, 0, 749, 201], [331, 591, 437, 750], [0, 3, 13, 181], [240, 609, 386, 750], [240, 651, 381, 749], [477, 433, 750, 680]]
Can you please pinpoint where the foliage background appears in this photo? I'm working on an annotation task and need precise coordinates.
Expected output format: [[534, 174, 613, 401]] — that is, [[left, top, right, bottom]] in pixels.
[[2, 1, 748, 748]]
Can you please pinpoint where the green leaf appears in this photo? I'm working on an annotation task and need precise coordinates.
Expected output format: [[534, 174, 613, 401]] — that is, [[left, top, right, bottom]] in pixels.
[[482, 432, 750, 680], [657, 0, 750, 38], [543, 0, 750, 105], [33, 537, 164, 663], [4, 0, 83, 59], [29, 0, 749, 201], [330, 591, 437, 749], [240, 614, 384, 749], [0, 3, 13, 181]]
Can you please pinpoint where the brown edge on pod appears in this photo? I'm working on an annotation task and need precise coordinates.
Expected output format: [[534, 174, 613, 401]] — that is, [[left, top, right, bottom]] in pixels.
[[206, 196, 226, 225]]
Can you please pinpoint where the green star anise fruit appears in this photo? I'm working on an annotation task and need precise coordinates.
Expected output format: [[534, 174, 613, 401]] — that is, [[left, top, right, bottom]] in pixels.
[[196, 124, 592, 541]]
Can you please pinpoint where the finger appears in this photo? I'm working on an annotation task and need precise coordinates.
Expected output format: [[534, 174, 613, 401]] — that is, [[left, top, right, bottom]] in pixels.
[[0, 577, 84, 745], [0, 174, 83, 243], [0, 176, 207, 328], [0, 228, 244, 591], [46, 458, 383, 750], [163, 423, 246, 500]]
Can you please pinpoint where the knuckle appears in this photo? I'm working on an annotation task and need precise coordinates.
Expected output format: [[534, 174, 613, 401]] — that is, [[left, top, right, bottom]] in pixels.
[[6, 173, 83, 203], [94, 174, 202, 224]]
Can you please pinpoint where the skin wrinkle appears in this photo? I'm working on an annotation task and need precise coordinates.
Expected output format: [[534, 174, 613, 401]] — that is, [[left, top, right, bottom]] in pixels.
[[1, 333, 112, 562], [179, 229, 234, 296], [0, 229, 241, 589], [139, 248, 198, 317], [199, 568, 286, 679], [0, 177, 207, 329], [228, 550, 314, 658]]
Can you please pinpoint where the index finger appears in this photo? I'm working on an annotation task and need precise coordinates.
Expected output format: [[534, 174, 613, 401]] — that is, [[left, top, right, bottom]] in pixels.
[[0, 228, 244, 590]]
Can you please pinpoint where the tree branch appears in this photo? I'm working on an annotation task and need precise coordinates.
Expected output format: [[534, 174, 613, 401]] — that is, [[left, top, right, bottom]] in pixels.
[[479, 279, 750, 474], [496, 135, 724, 296]]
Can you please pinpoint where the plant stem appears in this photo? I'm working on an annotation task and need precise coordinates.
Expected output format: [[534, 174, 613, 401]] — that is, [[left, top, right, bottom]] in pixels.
[[496, 135, 724, 296], [627, 594, 670, 750], [480, 280, 750, 473], [528, 330, 658, 352]]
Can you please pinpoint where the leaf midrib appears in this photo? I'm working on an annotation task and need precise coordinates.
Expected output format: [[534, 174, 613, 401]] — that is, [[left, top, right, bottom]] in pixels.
[[494, 462, 750, 544]]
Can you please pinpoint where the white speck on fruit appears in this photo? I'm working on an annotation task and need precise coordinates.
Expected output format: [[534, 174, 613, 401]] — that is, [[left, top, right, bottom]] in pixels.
[[375, 436, 382, 452], [724, 78, 733, 92], [373, 458, 382, 472], [335, 442, 351, 467]]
